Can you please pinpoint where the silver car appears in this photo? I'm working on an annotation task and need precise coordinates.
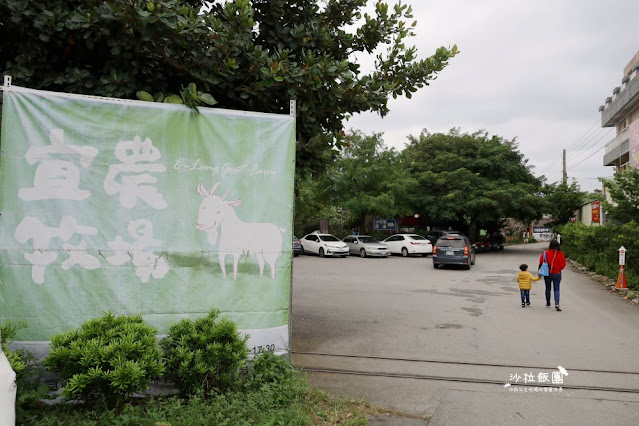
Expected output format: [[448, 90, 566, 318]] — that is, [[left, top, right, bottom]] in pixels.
[[342, 235, 391, 258]]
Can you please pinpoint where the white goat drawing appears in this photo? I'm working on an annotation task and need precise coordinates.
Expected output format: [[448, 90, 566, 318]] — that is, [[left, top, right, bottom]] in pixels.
[[195, 181, 286, 280]]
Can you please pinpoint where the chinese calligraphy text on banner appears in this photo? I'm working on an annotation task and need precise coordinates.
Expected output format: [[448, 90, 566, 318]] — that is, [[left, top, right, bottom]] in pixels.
[[0, 86, 295, 355]]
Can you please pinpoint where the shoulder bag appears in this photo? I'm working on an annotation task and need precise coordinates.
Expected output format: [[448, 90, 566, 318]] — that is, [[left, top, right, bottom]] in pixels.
[[539, 252, 549, 276]]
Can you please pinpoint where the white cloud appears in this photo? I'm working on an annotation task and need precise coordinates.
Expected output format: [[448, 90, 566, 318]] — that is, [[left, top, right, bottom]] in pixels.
[[346, 0, 639, 192]]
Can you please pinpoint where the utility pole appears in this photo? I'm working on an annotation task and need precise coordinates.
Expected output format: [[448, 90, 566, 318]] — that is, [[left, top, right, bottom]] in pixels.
[[562, 149, 567, 185]]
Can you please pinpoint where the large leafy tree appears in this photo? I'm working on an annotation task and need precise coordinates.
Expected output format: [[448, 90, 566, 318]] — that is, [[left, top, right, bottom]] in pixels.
[[542, 180, 586, 226], [601, 167, 639, 224], [401, 129, 544, 239], [0, 0, 457, 173], [331, 131, 415, 233], [294, 173, 349, 236]]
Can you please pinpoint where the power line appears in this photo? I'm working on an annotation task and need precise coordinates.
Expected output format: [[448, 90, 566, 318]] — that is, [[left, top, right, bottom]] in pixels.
[[567, 128, 614, 165], [538, 157, 564, 175], [538, 129, 606, 175], [568, 126, 611, 154], [568, 144, 606, 168], [568, 125, 612, 150], [567, 128, 613, 166], [538, 118, 604, 175], [564, 116, 605, 151], [538, 116, 612, 176]]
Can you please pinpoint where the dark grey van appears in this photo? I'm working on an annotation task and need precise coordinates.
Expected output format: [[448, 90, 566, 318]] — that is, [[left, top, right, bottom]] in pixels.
[[432, 234, 476, 270]]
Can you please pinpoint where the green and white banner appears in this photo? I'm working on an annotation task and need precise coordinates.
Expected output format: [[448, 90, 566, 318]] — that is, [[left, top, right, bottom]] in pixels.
[[0, 85, 295, 355]]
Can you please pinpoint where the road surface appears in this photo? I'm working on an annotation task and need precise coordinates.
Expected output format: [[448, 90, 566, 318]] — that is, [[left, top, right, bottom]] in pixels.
[[291, 242, 639, 425]]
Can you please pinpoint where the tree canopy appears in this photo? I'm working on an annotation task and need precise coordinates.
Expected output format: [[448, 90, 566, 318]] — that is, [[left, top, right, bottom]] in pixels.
[[0, 0, 457, 173], [601, 167, 639, 224], [542, 180, 586, 226], [331, 131, 415, 233], [400, 129, 544, 238]]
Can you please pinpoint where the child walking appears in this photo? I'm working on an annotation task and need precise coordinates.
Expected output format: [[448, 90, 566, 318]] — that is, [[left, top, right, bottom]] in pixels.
[[517, 264, 541, 307]]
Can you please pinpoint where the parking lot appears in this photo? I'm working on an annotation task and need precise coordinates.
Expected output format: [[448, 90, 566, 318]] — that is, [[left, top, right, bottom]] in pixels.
[[291, 243, 639, 424], [292, 247, 527, 361]]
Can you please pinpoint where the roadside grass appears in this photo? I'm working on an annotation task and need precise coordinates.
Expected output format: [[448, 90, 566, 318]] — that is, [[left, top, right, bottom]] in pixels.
[[18, 371, 414, 425]]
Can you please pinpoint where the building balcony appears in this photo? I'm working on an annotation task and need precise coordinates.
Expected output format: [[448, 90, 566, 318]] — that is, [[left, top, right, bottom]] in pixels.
[[603, 129, 629, 166], [601, 66, 639, 127], [604, 126, 629, 153]]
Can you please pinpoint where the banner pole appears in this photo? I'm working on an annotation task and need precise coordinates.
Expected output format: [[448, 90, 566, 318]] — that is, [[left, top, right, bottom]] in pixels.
[[288, 99, 296, 361]]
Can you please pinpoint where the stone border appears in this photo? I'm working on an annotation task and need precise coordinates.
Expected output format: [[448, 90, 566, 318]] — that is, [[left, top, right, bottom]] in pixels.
[[568, 259, 639, 306]]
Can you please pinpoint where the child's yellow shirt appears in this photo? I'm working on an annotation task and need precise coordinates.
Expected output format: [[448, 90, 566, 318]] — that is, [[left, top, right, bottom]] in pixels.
[[517, 271, 541, 290]]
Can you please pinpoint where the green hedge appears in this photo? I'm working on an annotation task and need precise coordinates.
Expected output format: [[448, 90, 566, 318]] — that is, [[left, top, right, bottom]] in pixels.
[[559, 221, 639, 290]]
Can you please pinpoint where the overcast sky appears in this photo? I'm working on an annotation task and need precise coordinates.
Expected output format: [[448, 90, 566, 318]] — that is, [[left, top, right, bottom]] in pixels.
[[346, 0, 639, 192]]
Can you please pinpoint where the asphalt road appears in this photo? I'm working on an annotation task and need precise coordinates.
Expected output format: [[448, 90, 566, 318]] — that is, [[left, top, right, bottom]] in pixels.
[[291, 242, 639, 425]]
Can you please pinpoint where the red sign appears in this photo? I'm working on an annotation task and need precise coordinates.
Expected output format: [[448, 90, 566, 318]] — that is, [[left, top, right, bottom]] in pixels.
[[592, 201, 600, 223]]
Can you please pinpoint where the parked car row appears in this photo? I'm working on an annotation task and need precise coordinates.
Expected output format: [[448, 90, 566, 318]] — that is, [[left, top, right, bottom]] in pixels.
[[296, 232, 433, 258], [294, 231, 477, 269]]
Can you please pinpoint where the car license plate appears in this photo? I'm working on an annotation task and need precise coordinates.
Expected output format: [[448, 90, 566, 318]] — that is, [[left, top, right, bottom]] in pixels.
[[446, 251, 454, 255]]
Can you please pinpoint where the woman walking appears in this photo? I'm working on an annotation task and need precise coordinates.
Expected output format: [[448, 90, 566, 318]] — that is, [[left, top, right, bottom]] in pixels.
[[539, 240, 567, 311]]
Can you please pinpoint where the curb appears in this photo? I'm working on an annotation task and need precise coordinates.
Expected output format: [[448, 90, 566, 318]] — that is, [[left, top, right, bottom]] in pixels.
[[567, 259, 639, 306]]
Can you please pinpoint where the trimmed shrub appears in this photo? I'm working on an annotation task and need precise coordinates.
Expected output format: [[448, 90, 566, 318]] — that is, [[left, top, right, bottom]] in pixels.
[[160, 309, 249, 397], [42, 312, 165, 409], [245, 351, 294, 389], [1, 320, 28, 377]]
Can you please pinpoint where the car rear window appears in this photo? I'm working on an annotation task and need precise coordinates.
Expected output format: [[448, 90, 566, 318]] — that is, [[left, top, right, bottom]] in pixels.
[[436, 238, 466, 248]]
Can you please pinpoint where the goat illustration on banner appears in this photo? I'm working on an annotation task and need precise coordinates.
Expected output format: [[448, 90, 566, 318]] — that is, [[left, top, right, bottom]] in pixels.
[[196, 181, 286, 280]]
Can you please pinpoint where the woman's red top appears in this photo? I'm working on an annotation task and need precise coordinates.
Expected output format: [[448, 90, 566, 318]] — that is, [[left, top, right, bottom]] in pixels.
[[539, 249, 566, 274]]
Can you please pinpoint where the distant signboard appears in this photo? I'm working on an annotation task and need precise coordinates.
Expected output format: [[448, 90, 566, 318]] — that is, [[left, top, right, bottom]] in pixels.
[[533, 226, 550, 233], [374, 218, 397, 231], [591, 201, 600, 223]]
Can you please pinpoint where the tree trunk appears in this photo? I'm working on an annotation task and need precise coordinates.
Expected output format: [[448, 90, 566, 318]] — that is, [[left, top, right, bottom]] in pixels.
[[468, 221, 479, 242], [361, 214, 374, 234]]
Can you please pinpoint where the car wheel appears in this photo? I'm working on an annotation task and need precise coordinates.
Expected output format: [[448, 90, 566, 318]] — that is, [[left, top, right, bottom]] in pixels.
[[319, 248, 325, 258], [293, 252, 299, 257], [465, 264, 471, 270], [300, 246, 305, 255], [433, 263, 439, 269], [471, 256, 476, 265], [360, 249, 367, 258], [401, 247, 409, 257], [422, 253, 429, 257]]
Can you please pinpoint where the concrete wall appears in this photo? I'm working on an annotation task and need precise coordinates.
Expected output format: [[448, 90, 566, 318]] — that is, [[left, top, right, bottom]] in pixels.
[[575, 201, 603, 227]]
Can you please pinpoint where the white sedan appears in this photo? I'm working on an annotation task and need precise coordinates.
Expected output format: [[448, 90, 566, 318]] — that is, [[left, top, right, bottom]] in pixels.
[[382, 234, 433, 257], [300, 232, 349, 257]]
